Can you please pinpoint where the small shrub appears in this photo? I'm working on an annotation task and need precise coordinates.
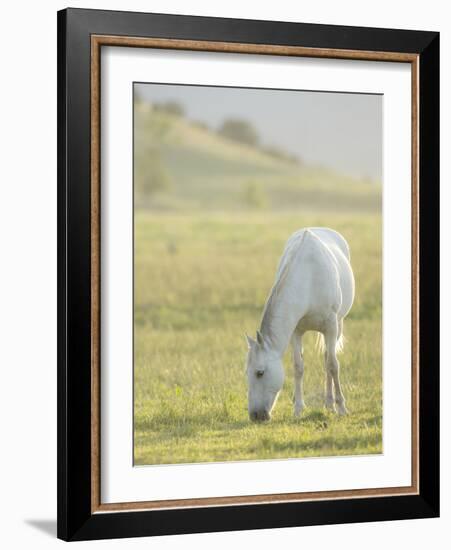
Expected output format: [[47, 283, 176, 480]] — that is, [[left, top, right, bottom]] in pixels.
[[218, 118, 259, 147], [242, 180, 269, 209]]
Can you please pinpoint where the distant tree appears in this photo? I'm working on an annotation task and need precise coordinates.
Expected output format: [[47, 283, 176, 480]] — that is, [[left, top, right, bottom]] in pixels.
[[242, 180, 268, 209], [218, 118, 259, 147], [134, 95, 153, 116], [154, 101, 185, 117], [262, 145, 301, 165]]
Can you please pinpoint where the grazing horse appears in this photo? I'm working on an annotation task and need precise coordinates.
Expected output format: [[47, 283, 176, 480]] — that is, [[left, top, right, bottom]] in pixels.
[[246, 227, 355, 422]]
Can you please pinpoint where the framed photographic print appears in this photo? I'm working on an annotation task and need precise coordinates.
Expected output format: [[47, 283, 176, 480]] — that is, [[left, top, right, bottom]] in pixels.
[[57, 8, 439, 541]]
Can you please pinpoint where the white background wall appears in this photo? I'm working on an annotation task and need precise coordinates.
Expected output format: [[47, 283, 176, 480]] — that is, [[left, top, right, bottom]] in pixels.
[[0, 0, 448, 547]]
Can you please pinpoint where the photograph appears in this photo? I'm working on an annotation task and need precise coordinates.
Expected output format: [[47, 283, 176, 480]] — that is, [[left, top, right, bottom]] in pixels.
[[133, 83, 383, 466]]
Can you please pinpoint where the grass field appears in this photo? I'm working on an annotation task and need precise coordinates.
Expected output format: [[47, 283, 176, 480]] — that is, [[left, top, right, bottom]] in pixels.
[[134, 211, 382, 465]]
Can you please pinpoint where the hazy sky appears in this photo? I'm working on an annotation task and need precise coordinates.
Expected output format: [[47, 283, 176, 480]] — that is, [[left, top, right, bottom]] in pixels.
[[135, 83, 382, 181]]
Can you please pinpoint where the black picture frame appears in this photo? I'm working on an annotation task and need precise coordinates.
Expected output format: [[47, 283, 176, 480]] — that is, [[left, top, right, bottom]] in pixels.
[[57, 7, 439, 542]]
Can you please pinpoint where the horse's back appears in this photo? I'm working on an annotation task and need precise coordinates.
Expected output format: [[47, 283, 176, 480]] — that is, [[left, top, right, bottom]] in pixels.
[[281, 227, 354, 321], [282, 227, 350, 266], [309, 228, 354, 319], [308, 227, 351, 261]]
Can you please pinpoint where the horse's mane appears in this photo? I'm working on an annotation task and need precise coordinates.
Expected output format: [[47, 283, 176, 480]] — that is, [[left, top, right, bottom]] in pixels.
[[260, 230, 308, 340]]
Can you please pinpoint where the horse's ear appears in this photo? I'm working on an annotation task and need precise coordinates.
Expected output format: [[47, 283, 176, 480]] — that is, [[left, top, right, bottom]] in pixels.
[[256, 330, 265, 347], [245, 333, 256, 349]]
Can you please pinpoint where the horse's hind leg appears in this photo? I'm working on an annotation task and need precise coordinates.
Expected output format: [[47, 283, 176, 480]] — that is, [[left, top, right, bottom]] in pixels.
[[324, 316, 347, 415], [291, 332, 305, 417], [324, 359, 335, 413]]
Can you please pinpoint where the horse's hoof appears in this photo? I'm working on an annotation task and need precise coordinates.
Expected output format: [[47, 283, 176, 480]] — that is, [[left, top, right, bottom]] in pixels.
[[294, 403, 306, 417], [325, 401, 335, 413]]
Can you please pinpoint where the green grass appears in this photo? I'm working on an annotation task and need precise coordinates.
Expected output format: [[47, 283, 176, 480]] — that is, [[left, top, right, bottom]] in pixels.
[[134, 212, 382, 465]]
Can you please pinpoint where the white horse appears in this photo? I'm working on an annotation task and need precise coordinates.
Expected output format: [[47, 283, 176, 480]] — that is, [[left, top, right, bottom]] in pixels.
[[246, 227, 355, 422]]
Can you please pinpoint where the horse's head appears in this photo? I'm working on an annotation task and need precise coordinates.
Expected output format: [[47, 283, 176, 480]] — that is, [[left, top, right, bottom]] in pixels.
[[245, 331, 284, 422]]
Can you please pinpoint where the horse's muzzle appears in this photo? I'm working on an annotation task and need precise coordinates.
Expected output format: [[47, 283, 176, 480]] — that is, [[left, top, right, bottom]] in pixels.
[[249, 410, 271, 422]]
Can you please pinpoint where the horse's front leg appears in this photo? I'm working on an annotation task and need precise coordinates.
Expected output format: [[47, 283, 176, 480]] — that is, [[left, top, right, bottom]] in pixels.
[[291, 333, 305, 417]]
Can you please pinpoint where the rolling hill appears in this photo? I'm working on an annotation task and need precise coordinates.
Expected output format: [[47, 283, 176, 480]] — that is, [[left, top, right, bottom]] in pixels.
[[134, 101, 381, 213]]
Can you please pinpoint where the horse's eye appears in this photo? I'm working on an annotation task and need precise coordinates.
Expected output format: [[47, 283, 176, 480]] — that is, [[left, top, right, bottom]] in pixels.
[[256, 369, 264, 378]]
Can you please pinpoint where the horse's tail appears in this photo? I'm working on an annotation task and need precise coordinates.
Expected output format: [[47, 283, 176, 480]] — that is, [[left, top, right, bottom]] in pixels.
[[315, 331, 345, 354]]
